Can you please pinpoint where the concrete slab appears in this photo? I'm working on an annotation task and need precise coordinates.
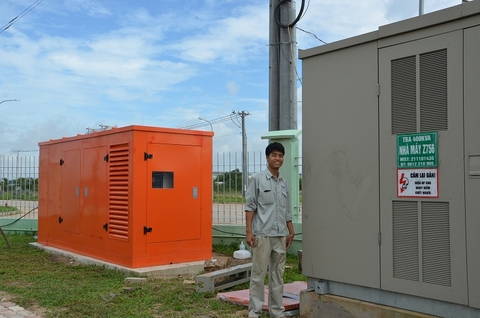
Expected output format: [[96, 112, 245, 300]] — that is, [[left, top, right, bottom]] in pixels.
[[299, 290, 438, 318], [30, 242, 205, 278]]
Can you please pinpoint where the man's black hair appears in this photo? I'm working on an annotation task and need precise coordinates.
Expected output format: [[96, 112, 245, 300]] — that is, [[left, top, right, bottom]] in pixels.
[[265, 142, 285, 156]]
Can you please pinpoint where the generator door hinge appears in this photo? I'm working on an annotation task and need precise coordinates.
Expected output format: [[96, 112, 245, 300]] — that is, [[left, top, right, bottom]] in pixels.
[[103, 223, 108, 231], [376, 83, 380, 96], [378, 232, 382, 245], [104, 154, 109, 162], [58, 217, 63, 224], [59, 159, 64, 166], [144, 152, 153, 161], [144, 226, 152, 235]]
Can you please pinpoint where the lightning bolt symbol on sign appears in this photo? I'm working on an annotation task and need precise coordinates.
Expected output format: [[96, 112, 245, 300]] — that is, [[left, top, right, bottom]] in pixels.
[[399, 173, 408, 193]]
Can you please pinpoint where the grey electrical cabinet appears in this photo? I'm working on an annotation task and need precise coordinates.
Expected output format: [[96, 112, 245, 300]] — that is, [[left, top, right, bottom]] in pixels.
[[300, 1, 480, 315]]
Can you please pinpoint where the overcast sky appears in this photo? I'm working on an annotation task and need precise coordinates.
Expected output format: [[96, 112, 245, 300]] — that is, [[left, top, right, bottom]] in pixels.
[[0, 0, 462, 157]]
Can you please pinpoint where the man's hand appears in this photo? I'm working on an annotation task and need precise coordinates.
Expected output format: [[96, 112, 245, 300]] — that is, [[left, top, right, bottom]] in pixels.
[[286, 232, 294, 250], [246, 231, 256, 248], [245, 211, 255, 247], [286, 221, 295, 249]]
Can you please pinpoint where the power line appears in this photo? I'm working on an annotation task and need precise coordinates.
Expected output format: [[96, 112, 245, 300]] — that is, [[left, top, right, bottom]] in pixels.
[[231, 110, 250, 129], [297, 26, 327, 44], [1, 0, 44, 34], [180, 112, 241, 130]]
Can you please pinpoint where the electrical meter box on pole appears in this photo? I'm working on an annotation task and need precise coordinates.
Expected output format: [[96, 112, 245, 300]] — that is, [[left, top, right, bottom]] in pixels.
[[38, 125, 213, 268]]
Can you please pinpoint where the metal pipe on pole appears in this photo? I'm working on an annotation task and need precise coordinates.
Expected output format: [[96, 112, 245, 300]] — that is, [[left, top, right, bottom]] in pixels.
[[269, 0, 298, 131], [279, 0, 297, 130], [241, 111, 248, 196], [269, 0, 280, 131]]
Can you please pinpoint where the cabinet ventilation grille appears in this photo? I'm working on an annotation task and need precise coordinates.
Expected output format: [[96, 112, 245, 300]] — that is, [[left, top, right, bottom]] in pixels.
[[108, 143, 130, 240], [391, 48, 448, 134], [393, 201, 451, 286], [393, 200, 419, 281], [391, 55, 417, 134], [420, 49, 448, 132], [421, 201, 451, 286]]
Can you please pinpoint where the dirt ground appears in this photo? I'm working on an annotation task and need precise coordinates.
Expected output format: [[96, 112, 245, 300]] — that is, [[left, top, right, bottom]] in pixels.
[[48, 253, 81, 266], [0, 290, 48, 317]]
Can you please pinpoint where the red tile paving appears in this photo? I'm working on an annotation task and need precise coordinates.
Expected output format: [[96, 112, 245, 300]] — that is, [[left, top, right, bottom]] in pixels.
[[216, 281, 306, 312]]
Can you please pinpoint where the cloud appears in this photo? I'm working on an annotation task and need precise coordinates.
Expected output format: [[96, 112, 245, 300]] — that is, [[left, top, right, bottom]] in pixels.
[[0, 0, 463, 156], [172, 4, 269, 64], [64, 0, 112, 18], [296, 0, 389, 47], [227, 81, 240, 95], [296, 0, 460, 49], [0, 115, 86, 154], [1, 28, 196, 106]]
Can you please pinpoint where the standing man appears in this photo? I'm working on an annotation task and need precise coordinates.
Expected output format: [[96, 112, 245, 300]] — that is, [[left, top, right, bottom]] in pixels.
[[245, 142, 295, 318]]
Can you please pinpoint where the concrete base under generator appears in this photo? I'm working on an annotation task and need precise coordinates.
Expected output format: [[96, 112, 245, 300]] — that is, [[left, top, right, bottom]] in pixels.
[[299, 290, 436, 318], [30, 242, 204, 278]]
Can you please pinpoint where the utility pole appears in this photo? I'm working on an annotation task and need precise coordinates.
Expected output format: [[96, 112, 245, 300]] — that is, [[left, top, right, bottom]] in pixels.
[[233, 111, 250, 196], [267, 1, 303, 223], [185, 111, 250, 195], [269, 0, 298, 131]]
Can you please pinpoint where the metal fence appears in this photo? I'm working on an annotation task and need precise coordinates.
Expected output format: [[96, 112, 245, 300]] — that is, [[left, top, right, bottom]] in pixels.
[[212, 151, 266, 225], [0, 151, 301, 225], [0, 153, 39, 219], [212, 151, 302, 224]]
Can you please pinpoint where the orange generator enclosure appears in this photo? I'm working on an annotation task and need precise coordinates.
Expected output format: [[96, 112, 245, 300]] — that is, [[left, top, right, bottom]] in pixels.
[[38, 125, 213, 268]]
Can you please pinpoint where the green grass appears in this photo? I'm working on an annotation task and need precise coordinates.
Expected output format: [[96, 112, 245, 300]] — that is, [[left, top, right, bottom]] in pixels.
[[0, 193, 38, 201], [213, 191, 302, 204], [213, 192, 246, 204], [0, 235, 305, 317], [0, 206, 18, 213]]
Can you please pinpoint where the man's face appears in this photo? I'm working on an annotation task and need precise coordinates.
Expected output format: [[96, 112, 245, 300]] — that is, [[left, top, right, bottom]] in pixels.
[[267, 150, 284, 170]]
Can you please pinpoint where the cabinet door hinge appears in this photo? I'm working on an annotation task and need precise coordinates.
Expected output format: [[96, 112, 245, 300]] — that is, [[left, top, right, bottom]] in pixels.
[[378, 232, 382, 245], [104, 154, 109, 162], [376, 83, 380, 96]]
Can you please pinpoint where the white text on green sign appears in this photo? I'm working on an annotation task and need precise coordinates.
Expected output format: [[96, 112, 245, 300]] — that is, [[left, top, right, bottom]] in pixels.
[[397, 132, 438, 168]]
